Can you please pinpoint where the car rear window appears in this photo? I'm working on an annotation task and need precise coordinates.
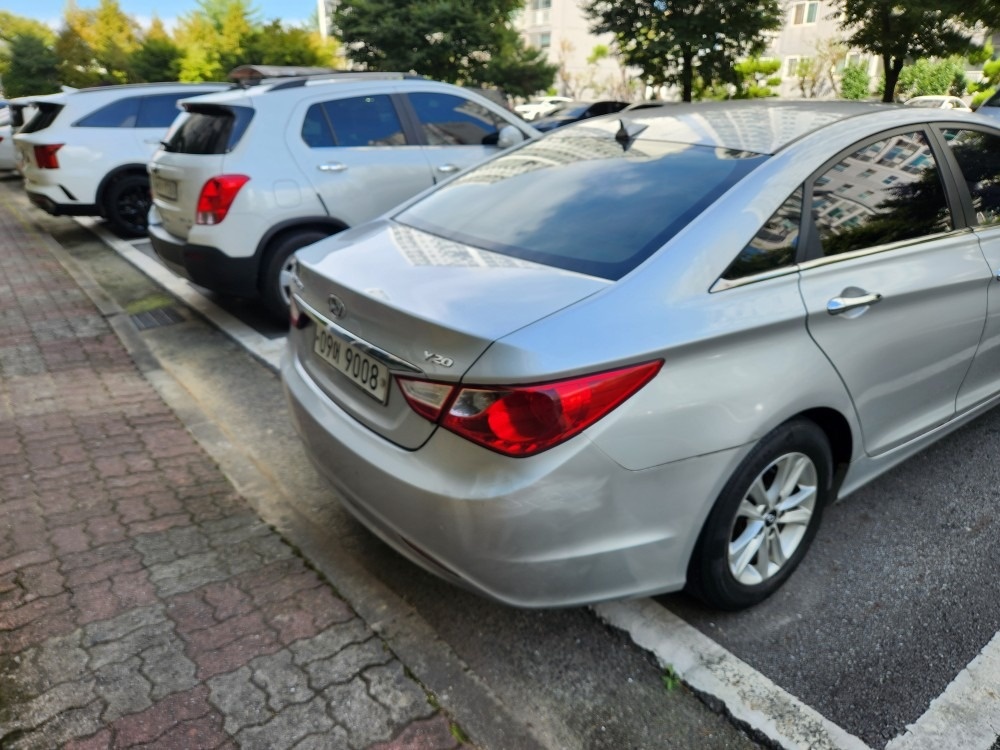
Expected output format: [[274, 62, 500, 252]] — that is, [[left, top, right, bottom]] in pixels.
[[397, 127, 767, 280], [983, 90, 1000, 109], [162, 105, 254, 155], [20, 103, 64, 134]]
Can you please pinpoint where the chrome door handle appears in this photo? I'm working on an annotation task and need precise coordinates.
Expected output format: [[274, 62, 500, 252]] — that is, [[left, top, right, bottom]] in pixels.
[[318, 162, 347, 172], [827, 292, 883, 315], [436, 164, 460, 174]]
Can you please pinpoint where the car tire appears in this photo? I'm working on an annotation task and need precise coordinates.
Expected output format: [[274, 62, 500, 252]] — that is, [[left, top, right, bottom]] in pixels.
[[687, 419, 831, 610], [261, 229, 333, 323], [103, 174, 151, 238]]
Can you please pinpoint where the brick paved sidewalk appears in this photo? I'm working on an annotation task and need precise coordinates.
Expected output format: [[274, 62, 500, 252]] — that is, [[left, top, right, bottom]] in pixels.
[[0, 193, 468, 749]]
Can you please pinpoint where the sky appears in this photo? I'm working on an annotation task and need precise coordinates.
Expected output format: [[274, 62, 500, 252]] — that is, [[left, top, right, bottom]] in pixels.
[[5, 0, 315, 29]]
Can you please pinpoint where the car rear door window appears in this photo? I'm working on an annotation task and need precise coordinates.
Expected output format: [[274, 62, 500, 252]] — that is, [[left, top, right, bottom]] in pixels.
[[136, 93, 189, 128], [407, 92, 504, 146], [810, 131, 952, 257], [316, 95, 406, 147], [941, 128, 1000, 226], [722, 188, 802, 281], [75, 97, 140, 128]]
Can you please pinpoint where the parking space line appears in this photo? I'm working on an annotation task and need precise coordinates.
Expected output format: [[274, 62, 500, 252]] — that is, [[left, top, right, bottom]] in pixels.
[[885, 630, 1000, 750], [594, 599, 873, 750], [76, 218, 285, 370]]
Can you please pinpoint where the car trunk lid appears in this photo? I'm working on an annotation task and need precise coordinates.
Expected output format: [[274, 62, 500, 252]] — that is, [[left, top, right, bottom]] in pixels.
[[291, 221, 609, 449]]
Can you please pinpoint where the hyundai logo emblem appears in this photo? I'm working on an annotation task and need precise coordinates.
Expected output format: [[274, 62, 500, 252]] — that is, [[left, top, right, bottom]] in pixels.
[[328, 294, 346, 318]]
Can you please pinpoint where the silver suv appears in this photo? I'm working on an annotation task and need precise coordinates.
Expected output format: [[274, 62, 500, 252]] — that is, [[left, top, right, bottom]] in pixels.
[[147, 73, 538, 321]]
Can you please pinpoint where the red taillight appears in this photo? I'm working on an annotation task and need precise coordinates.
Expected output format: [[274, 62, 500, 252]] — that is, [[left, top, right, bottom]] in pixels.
[[195, 174, 249, 225], [289, 296, 310, 330], [397, 360, 662, 457], [33, 144, 63, 169]]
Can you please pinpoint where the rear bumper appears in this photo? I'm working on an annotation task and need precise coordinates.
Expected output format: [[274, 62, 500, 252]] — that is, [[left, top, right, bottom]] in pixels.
[[26, 188, 97, 217], [282, 341, 743, 608], [148, 220, 259, 298]]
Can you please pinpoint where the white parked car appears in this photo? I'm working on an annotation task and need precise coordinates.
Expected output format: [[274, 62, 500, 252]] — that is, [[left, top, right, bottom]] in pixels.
[[903, 95, 972, 111], [975, 89, 1000, 124], [147, 73, 539, 321], [13, 82, 228, 235], [514, 95, 572, 121], [0, 105, 14, 171]]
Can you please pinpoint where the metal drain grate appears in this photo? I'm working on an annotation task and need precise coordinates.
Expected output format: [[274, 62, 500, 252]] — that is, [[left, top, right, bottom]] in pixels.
[[129, 306, 185, 331]]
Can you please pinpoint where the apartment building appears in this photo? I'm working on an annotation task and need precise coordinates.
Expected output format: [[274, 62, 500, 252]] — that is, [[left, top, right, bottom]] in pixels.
[[512, 0, 633, 100], [513, 0, 994, 100]]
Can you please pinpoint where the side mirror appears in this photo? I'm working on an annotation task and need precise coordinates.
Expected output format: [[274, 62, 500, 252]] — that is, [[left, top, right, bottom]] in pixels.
[[497, 125, 526, 149]]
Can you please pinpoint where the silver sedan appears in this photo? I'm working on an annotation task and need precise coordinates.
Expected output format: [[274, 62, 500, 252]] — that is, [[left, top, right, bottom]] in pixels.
[[282, 101, 1000, 609]]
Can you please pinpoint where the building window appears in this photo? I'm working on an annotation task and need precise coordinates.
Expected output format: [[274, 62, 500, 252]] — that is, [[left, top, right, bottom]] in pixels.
[[792, 1, 819, 25], [532, 32, 551, 50], [531, 0, 551, 25], [785, 56, 800, 78]]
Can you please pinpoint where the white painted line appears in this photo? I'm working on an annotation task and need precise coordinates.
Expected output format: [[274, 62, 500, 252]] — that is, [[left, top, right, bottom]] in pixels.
[[593, 599, 873, 750], [885, 630, 1000, 750], [76, 218, 284, 370]]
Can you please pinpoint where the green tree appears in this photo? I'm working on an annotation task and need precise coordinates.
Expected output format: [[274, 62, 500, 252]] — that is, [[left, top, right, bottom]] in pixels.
[[0, 12, 57, 45], [333, 0, 555, 94], [175, 0, 259, 81], [2, 32, 59, 96], [245, 20, 331, 67], [834, 0, 1000, 103], [584, 0, 783, 102], [840, 62, 870, 100], [732, 57, 781, 98], [55, 24, 103, 88], [130, 17, 182, 82], [890, 57, 967, 101], [58, 0, 141, 84]]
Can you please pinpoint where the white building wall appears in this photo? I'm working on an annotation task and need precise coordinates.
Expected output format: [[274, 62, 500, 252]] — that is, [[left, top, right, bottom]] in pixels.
[[513, 0, 633, 100]]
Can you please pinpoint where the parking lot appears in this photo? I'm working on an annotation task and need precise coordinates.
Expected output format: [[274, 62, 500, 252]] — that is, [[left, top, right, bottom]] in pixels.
[[48, 183, 1000, 750]]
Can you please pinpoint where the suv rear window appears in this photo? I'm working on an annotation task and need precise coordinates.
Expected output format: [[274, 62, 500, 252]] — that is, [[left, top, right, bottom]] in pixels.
[[162, 105, 254, 155], [398, 127, 767, 280], [20, 103, 64, 134]]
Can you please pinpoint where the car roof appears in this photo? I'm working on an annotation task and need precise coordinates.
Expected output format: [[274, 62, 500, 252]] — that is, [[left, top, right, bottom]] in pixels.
[[612, 100, 935, 155], [67, 82, 229, 97]]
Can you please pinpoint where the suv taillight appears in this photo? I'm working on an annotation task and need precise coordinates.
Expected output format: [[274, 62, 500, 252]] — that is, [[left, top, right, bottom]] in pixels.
[[33, 144, 63, 169], [195, 174, 249, 225], [396, 361, 663, 457]]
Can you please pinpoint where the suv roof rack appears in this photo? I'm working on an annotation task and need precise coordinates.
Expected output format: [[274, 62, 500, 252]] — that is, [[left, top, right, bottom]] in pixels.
[[263, 72, 426, 92]]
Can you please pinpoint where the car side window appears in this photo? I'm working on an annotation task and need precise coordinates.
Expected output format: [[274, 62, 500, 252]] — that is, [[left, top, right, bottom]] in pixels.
[[75, 97, 140, 128], [301, 103, 335, 147], [811, 131, 952, 257], [320, 95, 406, 147], [407, 92, 504, 146], [941, 128, 1000, 226], [722, 188, 802, 281], [136, 93, 189, 128]]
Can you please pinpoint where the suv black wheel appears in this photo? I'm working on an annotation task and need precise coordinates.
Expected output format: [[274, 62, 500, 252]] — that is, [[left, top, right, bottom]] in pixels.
[[103, 174, 151, 238], [261, 229, 333, 323]]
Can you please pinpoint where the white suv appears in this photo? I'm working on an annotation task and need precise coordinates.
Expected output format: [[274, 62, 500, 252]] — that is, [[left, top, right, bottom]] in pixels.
[[976, 89, 1000, 124], [146, 74, 538, 320], [14, 82, 228, 235]]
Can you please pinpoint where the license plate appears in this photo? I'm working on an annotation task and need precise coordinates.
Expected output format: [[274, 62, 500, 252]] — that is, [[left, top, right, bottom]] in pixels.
[[314, 327, 389, 404], [152, 175, 177, 201]]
